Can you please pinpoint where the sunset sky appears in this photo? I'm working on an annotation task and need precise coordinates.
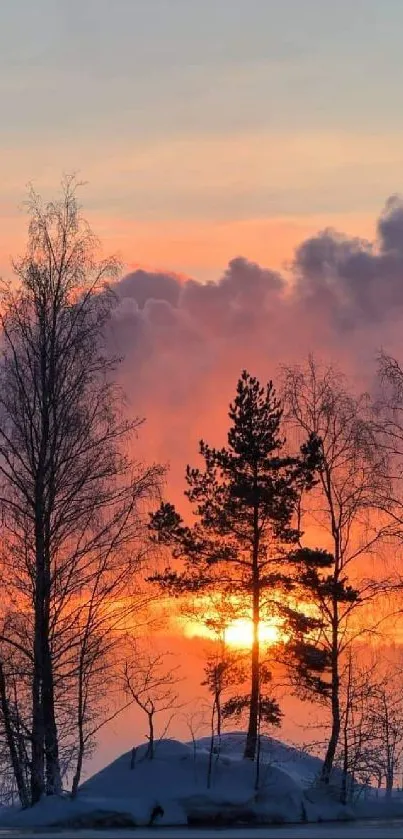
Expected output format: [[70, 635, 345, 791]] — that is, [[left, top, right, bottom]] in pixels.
[[3, 1, 403, 775], [2, 0, 403, 280]]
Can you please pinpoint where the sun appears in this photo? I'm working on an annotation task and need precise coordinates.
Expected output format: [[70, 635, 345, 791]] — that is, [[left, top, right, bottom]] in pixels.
[[179, 593, 287, 648], [224, 618, 281, 648]]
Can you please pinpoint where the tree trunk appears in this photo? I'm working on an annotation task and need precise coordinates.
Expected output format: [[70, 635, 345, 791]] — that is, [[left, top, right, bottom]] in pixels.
[[321, 613, 340, 783], [32, 474, 61, 800], [215, 692, 222, 764], [244, 582, 260, 760], [71, 741, 84, 799], [340, 653, 351, 805], [147, 712, 154, 759], [207, 700, 215, 789], [255, 697, 262, 790], [321, 680, 340, 783], [40, 531, 61, 795], [43, 634, 62, 795], [340, 723, 348, 804], [31, 645, 45, 803], [216, 692, 221, 741], [31, 527, 45, 805], [71, 649, 86, 798], [0, 662, 29, 808], [244, 470, 260, 762], [36, 422, 62, 797], [36, 316, 61, 798]]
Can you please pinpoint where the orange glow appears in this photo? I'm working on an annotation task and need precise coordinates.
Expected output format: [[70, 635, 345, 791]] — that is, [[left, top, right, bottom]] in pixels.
[[183, 614, 283, 648], [179, 593, 285, 649], [86, 211, 375, 283], [224, 617, 281, 648]]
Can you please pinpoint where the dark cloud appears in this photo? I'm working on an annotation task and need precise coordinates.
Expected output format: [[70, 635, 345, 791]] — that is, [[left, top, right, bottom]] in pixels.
[[108, 197, 403, 501], [378, 195, 403, 254], [116, 269, 182, 309], [293, 197, 403, 328]]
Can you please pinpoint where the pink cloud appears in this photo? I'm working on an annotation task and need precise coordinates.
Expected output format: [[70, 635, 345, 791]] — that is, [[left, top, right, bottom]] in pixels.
[[105, 196, 403, 515]]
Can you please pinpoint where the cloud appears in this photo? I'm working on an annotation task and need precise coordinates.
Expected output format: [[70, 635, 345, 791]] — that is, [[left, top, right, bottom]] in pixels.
[[378, 195, 403, 254], [293, 195, 403, 329], [108, 196, 403, 503], [116, 269, 181, 309]]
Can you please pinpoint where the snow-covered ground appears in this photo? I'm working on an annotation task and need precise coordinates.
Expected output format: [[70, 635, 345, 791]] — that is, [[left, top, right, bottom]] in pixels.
[[0, 733, 402, 832]]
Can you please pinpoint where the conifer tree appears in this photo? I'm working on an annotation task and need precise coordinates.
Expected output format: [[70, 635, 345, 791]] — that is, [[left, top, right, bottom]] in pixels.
[[150, 371, 324, 760]]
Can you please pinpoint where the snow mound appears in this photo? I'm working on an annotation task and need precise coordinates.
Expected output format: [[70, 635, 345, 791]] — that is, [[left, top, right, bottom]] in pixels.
[[0, 734, 354, 829], [196, 732, 324, 786]]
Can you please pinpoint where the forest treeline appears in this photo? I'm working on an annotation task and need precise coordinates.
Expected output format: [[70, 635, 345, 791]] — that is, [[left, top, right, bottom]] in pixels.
[[1, 179, 403, 807]]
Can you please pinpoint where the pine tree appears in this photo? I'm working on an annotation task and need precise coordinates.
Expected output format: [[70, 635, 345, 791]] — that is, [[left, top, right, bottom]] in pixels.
[[150, 371, 324, 759]]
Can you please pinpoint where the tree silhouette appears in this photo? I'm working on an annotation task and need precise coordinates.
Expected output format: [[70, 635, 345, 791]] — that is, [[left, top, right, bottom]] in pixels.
[[283, 357, 390, 782], [150, 371, 324, 760], [0, 179, 162, 804]]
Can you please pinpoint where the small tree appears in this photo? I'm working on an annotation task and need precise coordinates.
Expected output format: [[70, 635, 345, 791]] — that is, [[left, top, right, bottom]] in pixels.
[[123, 644, 181, 759], [182, 706, 208, 766], [368, 672, 403, 798], [332, 652, 403, 802], [337, 651, 378, 804], [69, 589, 156, 798], [150, 371, 322, 760], [202, 640, 245, 787]]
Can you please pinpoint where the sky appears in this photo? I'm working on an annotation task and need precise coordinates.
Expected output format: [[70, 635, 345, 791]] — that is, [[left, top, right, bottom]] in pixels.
[[4, 0, 403, 771], [2, 0, 403, 280]]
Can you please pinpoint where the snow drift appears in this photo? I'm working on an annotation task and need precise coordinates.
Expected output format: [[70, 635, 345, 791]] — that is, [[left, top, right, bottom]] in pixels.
[[0, 733, 358, 829]]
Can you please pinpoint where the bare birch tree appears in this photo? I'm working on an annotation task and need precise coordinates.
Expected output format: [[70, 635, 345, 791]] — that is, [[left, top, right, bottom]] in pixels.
[[283, 356, 390, 783], [0, 177, 162, 804]]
